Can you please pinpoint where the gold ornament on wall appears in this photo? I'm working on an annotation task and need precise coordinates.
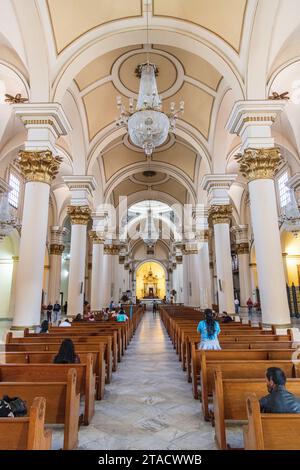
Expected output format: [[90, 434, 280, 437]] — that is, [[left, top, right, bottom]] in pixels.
[[236, 147, 282, 182], [5, 93, 28, 104], [268, 91, 289, 101], [67, 205, 91, 225], [89, 230, 105, 244], [16, 150, 62, 184], [236, 242, 249, 255]]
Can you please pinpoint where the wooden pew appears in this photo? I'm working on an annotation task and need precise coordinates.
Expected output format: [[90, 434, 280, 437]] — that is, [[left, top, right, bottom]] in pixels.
[[186, 339, 294, 383], [200, 356, 296, 421], [213, 369, 300, 449], [0, 396, 52, 450], [6, 333, 113, 384], [0, 368, 80, 450], [0, 347, 105, 401], [0, 360, 94, 426], [243, 394, 300, 450], [191, 345, 295, 399]]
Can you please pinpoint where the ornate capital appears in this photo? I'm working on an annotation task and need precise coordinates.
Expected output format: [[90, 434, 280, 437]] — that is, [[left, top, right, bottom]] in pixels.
[[16, 150, 62, 184], [104, 245, 120, 255], [209, 205, 232, 225], [89, 230, 105, 244], [236, 147, 282, 182], [197, 229, 209, 242], [67, 205, 91, 225], [50, 243, 65, 255], [236, 243, 249, 255]]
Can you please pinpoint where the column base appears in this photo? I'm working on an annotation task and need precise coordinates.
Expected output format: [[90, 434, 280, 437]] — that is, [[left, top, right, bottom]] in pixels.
[[10, 325, 38, 331], [262, 323, 292, 329]]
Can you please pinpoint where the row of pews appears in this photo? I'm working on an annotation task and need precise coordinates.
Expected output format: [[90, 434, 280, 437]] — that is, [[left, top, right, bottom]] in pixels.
[[160, 305, 300, 450], [0, 306, 144, 450]]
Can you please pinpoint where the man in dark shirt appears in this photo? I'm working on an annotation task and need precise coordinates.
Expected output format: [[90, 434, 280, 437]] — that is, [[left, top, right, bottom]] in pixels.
[[259, 367, 300, 413]]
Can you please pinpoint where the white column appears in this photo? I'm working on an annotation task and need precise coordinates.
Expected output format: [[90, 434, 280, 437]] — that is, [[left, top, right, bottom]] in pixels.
[[249, 178, 290, 325], [198, 234, 212, 308], [67, 206, 90, 317], [8, 256, 19, 317], [102, 249, 112, 306], [11, 104, 71, 328], [212, 213, 235, 313], [227, 100, 290, 326], [48, 227, 66, 305], [13, 181, 51, 327], [182, 253, 189, 305], [188, 252, 200, 306], [90, 235, 104, 311], [237, 246, 252, 307], [249, 263, 258, 302], [231, 225, 251, 307]]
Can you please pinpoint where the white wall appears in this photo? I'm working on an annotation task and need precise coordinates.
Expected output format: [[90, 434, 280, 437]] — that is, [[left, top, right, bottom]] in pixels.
[[0, 236, 13, 319]]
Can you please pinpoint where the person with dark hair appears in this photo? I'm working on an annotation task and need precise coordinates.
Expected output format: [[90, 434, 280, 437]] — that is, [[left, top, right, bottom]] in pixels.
[[259, 367, 300, 413], [46, 302, 53, 323], [59, 318, 71, 327], [221, 311, 233, 323], [53, 339, 80, 364], [197, 308, 221, 350], [73, 314, 82, 322], [39, 320, 49, 334]]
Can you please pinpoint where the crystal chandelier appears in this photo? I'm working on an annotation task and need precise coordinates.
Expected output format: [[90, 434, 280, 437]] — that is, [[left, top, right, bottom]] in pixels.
[[115, 8, 184, 157], [0, 192, 20, 241], [280, 189, 300, 237]]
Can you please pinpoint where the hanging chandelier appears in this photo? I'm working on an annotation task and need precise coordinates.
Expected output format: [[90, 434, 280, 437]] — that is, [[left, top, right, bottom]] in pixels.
[[115, 6, 183, 157], [116, 62, 184, 157], [140, 206, 159, 247], [0, 192, 20, 241], [280, 188, 300, 237]]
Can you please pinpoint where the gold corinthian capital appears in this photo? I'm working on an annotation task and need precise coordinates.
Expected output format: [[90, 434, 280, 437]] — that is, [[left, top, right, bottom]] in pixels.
[[236, 147, 282, 182], [16, 150, 62, 184], [208, 205, 232, 225], [67, 205, 91, 225]]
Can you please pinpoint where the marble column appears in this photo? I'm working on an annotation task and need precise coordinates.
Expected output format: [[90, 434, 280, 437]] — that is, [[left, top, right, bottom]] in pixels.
[[282, 252, 289, 285], [209, 205, 235, 313], [90, 231, 105, 311], [13, 151, 62, 328], [198, 230, 212, 308], [227, 101, 290, 326], [67, 206, 91, 317], [48, 226, 66, 305]]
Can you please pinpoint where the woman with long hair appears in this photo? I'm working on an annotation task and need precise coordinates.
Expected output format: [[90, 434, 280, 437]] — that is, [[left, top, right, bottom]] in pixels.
[[53, 339, 80, 364], [197, 309, 221, 350], [39, 320, 49, 334]]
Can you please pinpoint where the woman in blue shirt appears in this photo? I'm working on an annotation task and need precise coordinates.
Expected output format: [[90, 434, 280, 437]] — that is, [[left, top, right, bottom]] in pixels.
[[197, 309, 221, 350]]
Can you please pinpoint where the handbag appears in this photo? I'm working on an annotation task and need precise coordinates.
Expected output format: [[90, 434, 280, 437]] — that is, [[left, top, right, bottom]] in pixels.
[[0, 399, 14, 418], [2, 395, 27, 417]]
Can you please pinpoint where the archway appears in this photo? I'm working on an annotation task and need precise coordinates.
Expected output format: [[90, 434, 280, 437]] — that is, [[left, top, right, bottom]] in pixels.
[[136, 261, 166, 300]]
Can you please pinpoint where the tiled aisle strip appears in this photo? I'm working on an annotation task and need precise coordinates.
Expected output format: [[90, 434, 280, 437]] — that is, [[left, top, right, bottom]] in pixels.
[[73, 309, 217, 450]]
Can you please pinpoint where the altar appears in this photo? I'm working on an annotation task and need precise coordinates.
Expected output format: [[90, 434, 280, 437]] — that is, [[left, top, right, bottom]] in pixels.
[[142, 266, 160, 298]]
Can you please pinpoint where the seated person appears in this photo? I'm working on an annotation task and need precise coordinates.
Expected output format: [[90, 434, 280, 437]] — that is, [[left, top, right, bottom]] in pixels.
[[221, 311, 233, 323], [260, 367, 300, 413], [197, 309, 221, 350], [88, 313, 95, 322], [59, 318, 71, 327], [53, 339, 80, 364], [117, 309, 129, 322], [36, 319, 49, 334], [73, 313, 82, 322]]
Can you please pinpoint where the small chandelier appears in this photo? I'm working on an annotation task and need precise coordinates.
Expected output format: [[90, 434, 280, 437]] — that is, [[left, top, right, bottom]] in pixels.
[[116, 62, 184, 157], [280, 189, 300, 237], [0, 192, 20, 241], [140, 206, 159, 247]]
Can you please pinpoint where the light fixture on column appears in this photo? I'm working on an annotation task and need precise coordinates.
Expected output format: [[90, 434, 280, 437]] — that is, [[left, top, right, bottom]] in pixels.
[[0, 192, 20, 241], [115, 6, 184, 157], [280, 188, 300, 237]]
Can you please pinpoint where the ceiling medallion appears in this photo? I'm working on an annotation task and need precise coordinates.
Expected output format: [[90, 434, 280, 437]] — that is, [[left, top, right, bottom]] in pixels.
[[143, 170, 157, 178], [116, 62, 184, 157]]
